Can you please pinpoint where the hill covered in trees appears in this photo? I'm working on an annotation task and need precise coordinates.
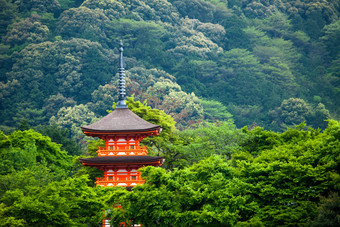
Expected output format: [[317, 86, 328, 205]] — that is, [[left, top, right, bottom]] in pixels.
[[0, 0, 339, 133]]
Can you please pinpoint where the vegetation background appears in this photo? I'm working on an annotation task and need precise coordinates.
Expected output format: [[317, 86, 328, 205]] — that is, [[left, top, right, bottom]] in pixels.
[[0, 0, 339, 226]]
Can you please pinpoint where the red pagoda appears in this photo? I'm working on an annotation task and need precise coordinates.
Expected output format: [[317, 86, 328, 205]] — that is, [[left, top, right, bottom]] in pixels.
[[79, 41, 164, 190]]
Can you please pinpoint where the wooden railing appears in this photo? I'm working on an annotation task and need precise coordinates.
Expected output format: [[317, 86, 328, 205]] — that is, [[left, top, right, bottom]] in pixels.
[[97, 146, 148, 156], [95, 178, 145, 187]]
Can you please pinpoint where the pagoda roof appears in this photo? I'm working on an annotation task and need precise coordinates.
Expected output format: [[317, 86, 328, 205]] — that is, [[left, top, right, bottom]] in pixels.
[[79, 155, 164, 165], [81, 108, 160, 133]]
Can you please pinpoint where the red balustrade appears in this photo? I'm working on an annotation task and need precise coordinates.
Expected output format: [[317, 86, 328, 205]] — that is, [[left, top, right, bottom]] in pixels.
[[97, 146, 148, 156], [95, 178, 145, 187]]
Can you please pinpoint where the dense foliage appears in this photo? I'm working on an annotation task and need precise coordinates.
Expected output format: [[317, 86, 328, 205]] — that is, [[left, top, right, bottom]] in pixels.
[[108, 120, 340, 226], [0, 130, 112, 226], [0, 0, 339, 132]]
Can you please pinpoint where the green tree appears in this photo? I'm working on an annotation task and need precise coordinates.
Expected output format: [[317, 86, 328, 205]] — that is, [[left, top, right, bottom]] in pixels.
[[35, 124, 83, 156], [0, 130, 71, 176], [175, 121, 249, 163], [269, 98, 331, 131], [200, 99, 233, 122], [172, 0, 220, 22], [0, 0, 18, 38], [42, 93, 76, 120], [58, 0, 84, 11], [55, 6, 110, 45], [166, 17, 222, 60], [307, 192, 340, 227], [13, 108, 45, 128], [0, 175, 113, 226], [1, 38, 115, 126], [320, 19, 340, 60], [145, 79, 204, 129], [243, 1, 279, 18], [81, 0, 127, 20], [216, 48, 281, 111], [3, 14, 49, 47], [308, 103, 331, 129], [269, 98, 312, 130], [16, 0, 61, 14], [195, 21, 226, 43], [89, 83, 116, 116], [50, 104, 97, 143], [106, 18, 168, 66]]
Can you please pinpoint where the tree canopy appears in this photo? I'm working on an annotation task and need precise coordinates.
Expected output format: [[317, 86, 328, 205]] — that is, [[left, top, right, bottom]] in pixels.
[[0, 0, 338, 132], [108, 120, 340, 226]]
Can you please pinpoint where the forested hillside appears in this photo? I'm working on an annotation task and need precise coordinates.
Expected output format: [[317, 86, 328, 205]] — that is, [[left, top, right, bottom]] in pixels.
[[0, 0, 340, 226], [0, 0, 339, 133]]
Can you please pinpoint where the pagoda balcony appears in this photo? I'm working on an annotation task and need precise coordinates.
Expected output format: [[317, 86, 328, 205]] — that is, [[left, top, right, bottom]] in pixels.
[[95, 178, 145, 187], [97, 146, 148, 156]]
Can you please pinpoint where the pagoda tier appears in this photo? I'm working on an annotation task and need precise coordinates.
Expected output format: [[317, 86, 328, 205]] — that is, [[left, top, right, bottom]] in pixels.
[[79, 156, 164, 187], [91, 135, 155, 156], [79, 107, 163, 188], [81, 108, 161, 135]]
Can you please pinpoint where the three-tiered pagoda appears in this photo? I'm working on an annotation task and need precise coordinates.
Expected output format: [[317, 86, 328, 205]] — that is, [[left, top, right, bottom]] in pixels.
[[79, 42, 164, 190]]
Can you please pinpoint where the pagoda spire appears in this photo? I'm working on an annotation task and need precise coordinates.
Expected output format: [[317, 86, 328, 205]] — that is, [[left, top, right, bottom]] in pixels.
[[80, 41, 163, 227], [117, 40, 127, 108]]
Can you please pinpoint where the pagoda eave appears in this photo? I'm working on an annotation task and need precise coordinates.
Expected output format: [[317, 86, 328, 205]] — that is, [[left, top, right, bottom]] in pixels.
[[81, 108, 161, 134], [81, 161, 163, 166], [79, 156, 164, 166], [82, 129, 160, 137]]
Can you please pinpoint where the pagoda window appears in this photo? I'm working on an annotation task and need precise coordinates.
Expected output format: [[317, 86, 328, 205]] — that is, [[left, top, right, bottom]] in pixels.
[[117, 169, 127, 175], [117, 139, 126, 145], [131, 176, 137, 180], [130, 145, 135, 149], [108, 176, 113, 181]]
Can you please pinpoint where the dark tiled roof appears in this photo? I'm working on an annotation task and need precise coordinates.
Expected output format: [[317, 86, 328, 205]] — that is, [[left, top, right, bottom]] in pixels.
[[79, 155, 164, 164], [81, 108, 160, 133]]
